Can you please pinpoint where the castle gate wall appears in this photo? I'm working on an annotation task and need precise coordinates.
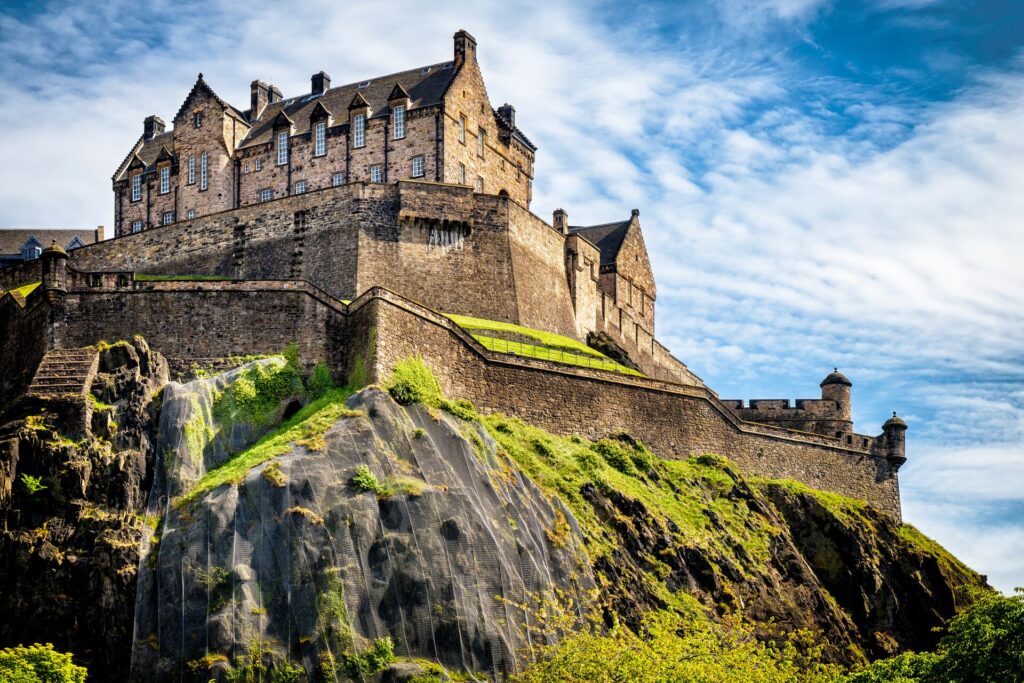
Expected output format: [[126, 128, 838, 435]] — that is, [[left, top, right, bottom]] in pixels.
[[356, 289, 902, 518]]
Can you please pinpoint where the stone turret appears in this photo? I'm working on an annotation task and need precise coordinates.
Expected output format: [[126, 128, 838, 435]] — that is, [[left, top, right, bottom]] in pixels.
[[41, 240, 68, 302], [882, 412, 908, 469], [820, 368, 852, 427]]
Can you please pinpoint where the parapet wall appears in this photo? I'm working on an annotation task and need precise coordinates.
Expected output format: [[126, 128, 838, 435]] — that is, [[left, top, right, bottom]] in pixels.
[[354, 288, 903, 518]]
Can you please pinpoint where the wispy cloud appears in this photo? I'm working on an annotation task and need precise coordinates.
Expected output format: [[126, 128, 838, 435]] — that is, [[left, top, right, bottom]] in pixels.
[[0, 0, 1021, 589]]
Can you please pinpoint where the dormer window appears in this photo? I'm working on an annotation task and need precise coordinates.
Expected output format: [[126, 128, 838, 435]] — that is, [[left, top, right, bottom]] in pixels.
[[131, 173, 141, 201], [188, 155, 196, 184], [200, 152, 208, 190], [393, 105, 405, 139], [277, 131, 289, 165], [159, 166, 170, 194], [314, 121, 327, 156], [193, 111, 203, 128], [353, 114, 366, 148]]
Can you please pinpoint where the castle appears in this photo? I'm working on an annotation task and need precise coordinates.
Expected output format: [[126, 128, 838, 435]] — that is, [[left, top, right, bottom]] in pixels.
[[0, 30, 908, 518]]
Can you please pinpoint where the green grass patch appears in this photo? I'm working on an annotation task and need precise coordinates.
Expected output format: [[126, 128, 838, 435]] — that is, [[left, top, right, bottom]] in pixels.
[[212, 357, 304, 428], [8, 281, 41, 298], [175, 388, 358, 507], [445, 313, 641, 376], [134, 274, 232, 282], [897, 523, 984, 583], [752, 477, 876, 531]]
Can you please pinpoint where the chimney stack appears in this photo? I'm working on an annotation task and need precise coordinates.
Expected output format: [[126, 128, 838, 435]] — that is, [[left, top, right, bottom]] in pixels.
[[553, 208, 569, 234], [454, 29, 477, 67], [311, 71, 331, 95], [143, 115, 165, 140], [498, 103, 516, 129], [250, 80, 282, 121]]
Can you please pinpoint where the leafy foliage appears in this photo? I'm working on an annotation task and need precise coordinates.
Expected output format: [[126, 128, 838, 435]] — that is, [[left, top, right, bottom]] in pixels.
[[844, 588, 1024, 682], [307, 361, 334, 397], [222, 640, 303, 683], [20, 474, 47, 496], [388, 356, 443, 406], [512, 610, 840, 683], [212, 357, 304, 427], [0, 643, 88, 683], [350, 464, 389, 497]]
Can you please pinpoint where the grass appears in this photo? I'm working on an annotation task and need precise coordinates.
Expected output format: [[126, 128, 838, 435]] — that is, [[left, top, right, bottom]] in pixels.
[[445, 313, 642, 376], [8, 281, 41, 298], [134, 274, 232, 281], [751, 477, 877, 531], [897, 523, 984, 583], [174, 388, 359, 507]]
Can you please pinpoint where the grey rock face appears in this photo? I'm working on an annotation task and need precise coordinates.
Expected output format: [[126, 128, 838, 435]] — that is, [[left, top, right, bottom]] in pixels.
[[131, 387, 593, 681]]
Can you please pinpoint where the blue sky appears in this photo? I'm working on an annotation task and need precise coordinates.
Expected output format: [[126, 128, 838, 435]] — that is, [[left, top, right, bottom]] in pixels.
[[1, 0, 1022, 591]]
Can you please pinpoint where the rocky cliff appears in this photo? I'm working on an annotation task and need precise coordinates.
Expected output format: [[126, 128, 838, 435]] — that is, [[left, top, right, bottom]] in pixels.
[[0, 345, 986, 682]]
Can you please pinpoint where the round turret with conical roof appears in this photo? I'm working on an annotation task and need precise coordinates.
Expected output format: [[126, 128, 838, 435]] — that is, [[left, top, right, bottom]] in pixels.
[[41, 239, 69, 301], [882, 411, 908, 469]]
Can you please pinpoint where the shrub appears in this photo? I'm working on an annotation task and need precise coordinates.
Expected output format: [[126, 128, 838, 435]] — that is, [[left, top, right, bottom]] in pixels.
[[0, 642, 88, 683], [388, 357, 442, 406], [307, 362, 334, 397], [350, 465, 388, 497], [20, 474, 46, 496], [340, 637, 395, 676]]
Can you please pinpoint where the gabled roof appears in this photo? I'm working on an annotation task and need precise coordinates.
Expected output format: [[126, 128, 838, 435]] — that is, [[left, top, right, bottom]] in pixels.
[[239, 61, 459, 148], [174, 73, 247, 123], [0, 228, 102, 256], [309, 100, 332, 121], [388, 83, 410, 102], [568, 219, 633, 267], [113, 135, 174, 182]]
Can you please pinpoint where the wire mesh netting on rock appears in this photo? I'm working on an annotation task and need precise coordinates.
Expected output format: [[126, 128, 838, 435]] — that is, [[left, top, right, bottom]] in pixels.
[[130, 371, 594, 682]]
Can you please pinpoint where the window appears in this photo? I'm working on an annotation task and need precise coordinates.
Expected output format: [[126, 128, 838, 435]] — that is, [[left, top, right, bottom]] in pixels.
[[131, 174, 141, 201], [187, 209, 196, 220], [200, 152, 208, 190], [193, 111, 203, 128], [255, 159, 262, 171], [314, 121, 327, 156], [243, 160, 250, 174], [458, 115, 466, 143], [131, 220, 143, 233], [188, 155, 196, 184], [393, 104, 405, 139], [295, 180, 307, 194], [162, 211, 174, 225], [353, 114, 365, 148], [411, 155, 424, 178], [260, 188, 272, 202], [332, 172, 344, 186], [277, 131, 289, 165], [458, 162, 466, 185], [370, 164, 383, 183], [476, 175, 484, 193], [159, 166, 170, 194], [477, 129, 485, 157]]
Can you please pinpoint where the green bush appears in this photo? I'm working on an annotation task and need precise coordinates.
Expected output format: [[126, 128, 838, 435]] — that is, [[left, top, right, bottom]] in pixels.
[[340, 637, 395, 676], [307, 362, 334, 397], [20, 474, 46, 496], [388, 357, 442, 406], [350, 465, 388, 497], [0, 643, 88, 683], [843, 588, 1024, 683]]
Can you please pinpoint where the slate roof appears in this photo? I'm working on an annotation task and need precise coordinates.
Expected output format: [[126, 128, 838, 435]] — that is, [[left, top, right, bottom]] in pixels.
[[567, 219, 632, 266], [238, 61, 459, 148], [113, 132, 175, 182], [0, 228, 102, 256]]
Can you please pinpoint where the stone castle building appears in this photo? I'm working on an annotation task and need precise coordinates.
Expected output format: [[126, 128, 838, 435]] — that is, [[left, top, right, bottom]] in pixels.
[[0, 31, 908, 518]]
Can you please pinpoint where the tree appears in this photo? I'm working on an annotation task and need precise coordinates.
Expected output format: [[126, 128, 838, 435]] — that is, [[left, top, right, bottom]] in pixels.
[[0, 643, 88, 683]]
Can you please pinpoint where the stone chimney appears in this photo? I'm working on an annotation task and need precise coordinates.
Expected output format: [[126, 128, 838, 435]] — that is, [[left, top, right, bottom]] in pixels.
[[454, 29, 477, 67], [498, 103, 516, 129], [143, 115, 165, 140], [95, 225, 105, 243], [553, 208, 569, 234], [311, 71, 331, 95], [250, 80, 282, 121]]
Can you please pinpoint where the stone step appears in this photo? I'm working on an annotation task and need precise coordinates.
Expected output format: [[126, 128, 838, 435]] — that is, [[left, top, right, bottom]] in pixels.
[[27, 347, 100, 398]]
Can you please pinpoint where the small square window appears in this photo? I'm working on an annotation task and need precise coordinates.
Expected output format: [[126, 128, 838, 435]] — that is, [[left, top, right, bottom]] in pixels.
[[131, 220, 143, 233], [370, 165, 383, 183], [162, 211, 174, 225], [332, 172, 344, 186], [411, 156, 424, 178], [260, 188, 272, 202], [187, 209, 196, 220], [295, 180, 307, 194]]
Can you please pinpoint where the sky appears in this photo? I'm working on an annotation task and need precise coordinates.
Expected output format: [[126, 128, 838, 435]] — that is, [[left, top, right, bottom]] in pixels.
[[1, 0, 1022, 592]]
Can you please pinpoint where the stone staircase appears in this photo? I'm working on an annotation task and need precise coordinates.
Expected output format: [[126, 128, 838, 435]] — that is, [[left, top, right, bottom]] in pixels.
[[26, 347, 100, 399]]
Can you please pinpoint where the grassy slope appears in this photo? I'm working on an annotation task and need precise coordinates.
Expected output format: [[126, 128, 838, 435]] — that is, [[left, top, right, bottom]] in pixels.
[[445, 313, 642, 376]]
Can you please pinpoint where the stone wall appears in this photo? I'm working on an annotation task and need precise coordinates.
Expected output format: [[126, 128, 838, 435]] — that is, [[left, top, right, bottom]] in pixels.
[[355, 288, 902, 518], [0, 293, 50, 410]]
